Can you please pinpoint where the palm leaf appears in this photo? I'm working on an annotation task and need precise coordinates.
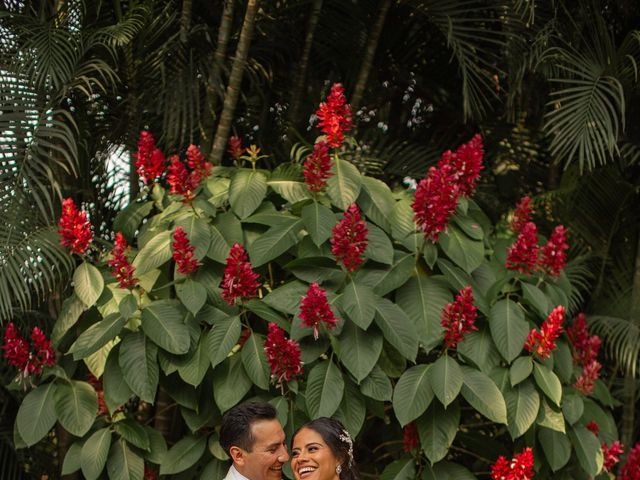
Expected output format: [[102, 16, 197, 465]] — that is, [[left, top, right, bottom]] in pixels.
[[590, 315, 640, 377]]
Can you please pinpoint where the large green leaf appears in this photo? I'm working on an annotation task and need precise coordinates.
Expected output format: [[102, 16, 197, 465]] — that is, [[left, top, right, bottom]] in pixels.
[[460, 366, 507, 424], [341, 281, 377, 329], [74, 261, 104, 307], [537, 397, 565, 433], [267, 164, 312, 204], [213, 355, 253, 412], [178, 333, 210, 387], [106, 439, 144, 480], [160, 435, 207, 475], [360, 365, 393, 401], [364, 223, 393, 265], [430, 355, 463, 408], [562, 392, 584, 425], [538, 428, 571, 472], [521, 283, 550, 318], [374, 298, 418, 361], [390, 198, 416, 241], [176, 278, 207, 315], [533, 362, 562, 407], [457, 326, 501, 375], [337, 320, 383, 382], [205, 315, 241, 368], [175, 215, 211, 260], [489, 299, 529, 363], [425, 462, 476, 480], [52, 293, 85, 346], [104, 344, 133, 413], [54, 380, 98, 437], [207, 221, 233, 264], [131, 230, 172, 276], [69, 312, 126, 360], [504, 380, 540, 439], [229, 169, 268, 219], [358, 176, 395, 231], [333, 379, 366, 437], [81, 428, 112, 480], [371, 252, 414, 296], [301, 201, 336, 247], [141, 301, 190, 354], [510, 356, 533, 386], [326, 159, 362, 210], [438, 224, 484, 273], [16, 382, 57, 447], [380, 459, 416, 480], [263, 281, 309, 315], [305, 360, 344, 418], [113, 419, 150, 452], [113, 201, 154, 241], [119, 332, 159, 403], [62, 442, 83, 475], [241, 332, 271, 390], [248, 218, 304, 267], [568, 426, 603, 477], [417, 400, 460, 464], [392, 364, 434, 426]]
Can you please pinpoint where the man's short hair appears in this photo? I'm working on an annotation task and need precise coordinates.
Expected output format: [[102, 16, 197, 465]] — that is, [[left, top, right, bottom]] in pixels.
[[219, 402, 278, 456]]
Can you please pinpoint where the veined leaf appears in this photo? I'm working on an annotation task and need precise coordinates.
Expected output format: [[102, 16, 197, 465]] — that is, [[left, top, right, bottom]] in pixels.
[[326, 159, 362, 210], [229, 169, 267, 219]]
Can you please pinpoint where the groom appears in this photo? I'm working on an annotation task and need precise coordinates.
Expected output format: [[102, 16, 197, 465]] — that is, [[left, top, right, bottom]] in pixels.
[[220, 402, 289, 480]]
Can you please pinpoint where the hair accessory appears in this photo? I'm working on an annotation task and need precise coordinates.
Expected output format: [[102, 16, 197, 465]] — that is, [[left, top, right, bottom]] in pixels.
[[336, 464, 342, 475], [338, 429, 354, 467]]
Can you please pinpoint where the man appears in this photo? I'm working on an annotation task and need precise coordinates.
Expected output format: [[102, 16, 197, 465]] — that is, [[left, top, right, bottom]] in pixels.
[[220, 402, 289, 480]]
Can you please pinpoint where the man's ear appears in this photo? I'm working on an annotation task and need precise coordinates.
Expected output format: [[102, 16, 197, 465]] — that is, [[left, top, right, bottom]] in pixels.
[[229, 446, 245, 466]]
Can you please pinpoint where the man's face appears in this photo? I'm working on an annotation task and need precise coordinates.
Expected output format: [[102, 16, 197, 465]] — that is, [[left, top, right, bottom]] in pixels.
[[235, 418, 289, 480]]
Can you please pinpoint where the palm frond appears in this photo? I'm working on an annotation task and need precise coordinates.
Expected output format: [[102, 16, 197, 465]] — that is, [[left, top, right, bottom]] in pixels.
[[590, 315, 640, 377], [563, 255, 595, 312]]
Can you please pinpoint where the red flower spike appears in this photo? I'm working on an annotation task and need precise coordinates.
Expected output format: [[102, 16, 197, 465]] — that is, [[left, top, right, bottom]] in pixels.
[[303, 141, 333, 192], [264, 323, 303, 388], [539, 225, 569, 277], [441, 286, 478, 349], [87, 373, 108, 415], [402, 423, 420, 453], [2, 323, 56, 379], [134, 131, 165, 184], [2, 323, 30, 373], [523, 305, 564, 359], [30, 327, 55, 373], [506, 222, 539, 274], [620, 442, 640, 480], [438, 134, 484, 197], [316, 83, 353, 148], [511, 196, 533, 234], [167, 155, 192, 200], [221, 243, 260, 305], [331, 204, 368, 272], [412, 163, 460, 243], [172, 227, 200, 275], [58, 198, 93, 255], [228, 136, 245, 160], [299, 283, 337, 340], [186, 144, 212, 179], [575, 359, 601, 395], [602, 441, 624, 472], [586, 421, 600, 436], [491, 448, 535, 480], [144, 465, 158, 480], [107, 233, 138, 289]]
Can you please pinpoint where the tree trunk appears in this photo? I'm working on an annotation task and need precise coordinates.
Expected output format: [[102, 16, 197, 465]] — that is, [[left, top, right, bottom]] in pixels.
[[153, 387, 176, 442], [350, 0, 392, 113], [58, 424, 79, 480], [208, 0, 259, 165], [288, 0, 323, 128], [180, 0, 193, 43], [201, 0, 236, 155]]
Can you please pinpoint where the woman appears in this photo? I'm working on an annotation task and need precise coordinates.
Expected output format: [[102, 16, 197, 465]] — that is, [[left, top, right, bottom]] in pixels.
[[290, 417, 359, 480]]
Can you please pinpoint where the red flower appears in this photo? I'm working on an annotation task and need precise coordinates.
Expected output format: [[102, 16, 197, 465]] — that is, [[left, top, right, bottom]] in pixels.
[[586, 420, 600, 436], [491, 448, 535, 480], [228, 136, 245, 160], [505, 222, 539, 274], [331, 204, 368, 272], [186, 144, 213, 179], [107, 233, 138, 289], [602, 441, 624, 472], [567, 313, 601, 366], [575, 359, 601, 395], [144, 465, 158, 480], [402, 423, 419, 453], [2, 323, 30, 372], [264, 323, 303, 387], [303, 141, 332, 192], [2, 323, 56, 379], [134, 131, 165, 184], [412, 164, 460, 243], [524, 305, 564, 359], [511, 196, 533, 234], [438, 134, 484, 197], [87, 373, 108, 415], [299, 283, 337, 340], [441, 286, 478, 349], [221, 243, 260, 305], [167, 155, 192, 200], [620, 442, 640, 480], [316, 83, 353, 148], [539, 225, 568, 277], [58, 198, 93, 255], [167, 147, 212, 203], [172, 227, 200, 275]]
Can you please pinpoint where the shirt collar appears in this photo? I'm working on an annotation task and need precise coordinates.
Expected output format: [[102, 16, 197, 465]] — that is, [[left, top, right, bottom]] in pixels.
[[230, 464, 252, 480]]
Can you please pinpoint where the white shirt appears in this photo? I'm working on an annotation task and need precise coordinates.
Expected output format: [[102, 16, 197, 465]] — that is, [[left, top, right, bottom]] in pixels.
[[229, 465, 252, 480]]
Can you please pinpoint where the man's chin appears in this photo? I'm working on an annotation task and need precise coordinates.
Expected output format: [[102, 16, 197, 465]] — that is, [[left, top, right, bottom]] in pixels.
[[268, 467, 284, 479]]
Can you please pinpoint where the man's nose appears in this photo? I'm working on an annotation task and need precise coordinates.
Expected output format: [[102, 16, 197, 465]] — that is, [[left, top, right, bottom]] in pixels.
[[278, 444, 289, 462]]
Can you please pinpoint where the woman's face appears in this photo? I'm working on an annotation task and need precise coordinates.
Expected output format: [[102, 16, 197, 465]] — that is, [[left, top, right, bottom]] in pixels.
[[291, 427, 341, 480]]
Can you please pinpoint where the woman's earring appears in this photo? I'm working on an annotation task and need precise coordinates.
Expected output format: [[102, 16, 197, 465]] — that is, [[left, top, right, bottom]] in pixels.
[[336, 464, 342, 475]]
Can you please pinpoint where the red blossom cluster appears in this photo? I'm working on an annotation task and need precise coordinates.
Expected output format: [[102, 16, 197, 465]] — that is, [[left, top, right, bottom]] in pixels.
[[264, 323, 303, 388], [144, 465, 158, 480], [2, 323, 55, 379], [134, 131, 165, 184], [58, 198, 93, 255], [567, 313, 602, 395], [107, 233, 138, 289], [227, 135, 245, 160], [331, 204, 368, 272], [505, 222, 539, 274], [316, 83, 353, 148], [402, 423, 420, 453], [87, 373, 108, 415], [299, 283, 337, 340], [303, 141, 332, 192], [620, 442, 640, 480], [167, 144, 213, 202], [511, 196, 533, 234], [221, 243, 260, 305], [491, 448, 535, 480], [539, 225, 569, 277], [172, 227, 200, 275], [441, 286, 478, 349], [412, 135, 484, 242], [602, 441, 624, 472], [586, 420, 600, 436], [524, 305, 564, 359]]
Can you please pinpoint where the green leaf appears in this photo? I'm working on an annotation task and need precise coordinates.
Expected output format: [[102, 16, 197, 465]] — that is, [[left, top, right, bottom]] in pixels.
[[176, 278, 207, 315], [504, 380, 540, 439], [178, 334, 210, 387], [175, 215, 212, 260], [438, 224, 484, 273], [538, 428, 571, 472], [132, 230, 172, 276], [119, 294, 138, 320], [326, 159, 362, 210], [205, 177, 230, 207], [207, 222, 233, 264], [391, 198, 416, 241], [457, 326, 501, 375], [374, 298, 418, 361], [263, 281, 309, 315], [360, 365, 393, 401], [537, 397, 566, 433], [54, 380, 97, 437], [337, 320, 382, 382], [113, 419, 150, 451], [341, 282, 377, 329], [119, 332, 158, 403], [333, 379, 366, 437], [141, 301, 190, 354], [104, 344, 132, 413], [372, 252, 414, 295], [17, 383, 57, 447], [427, 462, 477, 480], [248, 218, 304, 267], [200, 459, 228, 480], [358, 176, 395, 231], [52, 293, 85, 346], [533, 363, 562, 406], [74, 261, 104, 307], [301, 202, 335, 247], [145, 427, 168, 464], [430, 356, 463, 408], [267, 164, 312, 204], [305, 360, 344, 418], [245, 299, 288, 328], [69, 312, 126, 360], [229, 169, 268, 219], [113, 201, 153, 241], [380, 459, 415, 480], [62, 441, 83, 475], [241, 332, 270, 390], [205, 316, 241, 368], [213, 355, 253, 412], [436, 258, 473, 292], [417, 400, 460, 464], [562, 392, 584, 425], [489, 299, 529, 363], [568, 426, 603, 477], [510, 356, 533, 386], [460, 366, 507, 424], [365, 223, 393, 265], [452, 213, 483, 240], [106, 439, 144, 480], [521, 283, 550, 318], [81, 428, 112, 480], [392, 364, 434, 426]]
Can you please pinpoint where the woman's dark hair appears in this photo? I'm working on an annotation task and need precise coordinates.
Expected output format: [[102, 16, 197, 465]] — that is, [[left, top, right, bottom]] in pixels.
[[292, 417, 359, 480], [219, 402, 278, 456]]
